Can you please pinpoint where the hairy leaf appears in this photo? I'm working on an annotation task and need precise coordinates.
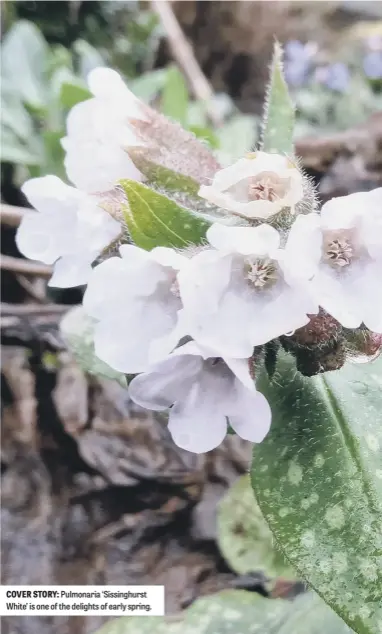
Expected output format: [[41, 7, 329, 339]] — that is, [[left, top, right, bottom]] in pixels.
[[93, 590, 353, 634], [218, 475, 296, 580], [120, 179, 210, 250], [128, 148, 200, 196], [261, 42, 295, 154], [251, 353, 382, 634], [161, 64, 189, 126]]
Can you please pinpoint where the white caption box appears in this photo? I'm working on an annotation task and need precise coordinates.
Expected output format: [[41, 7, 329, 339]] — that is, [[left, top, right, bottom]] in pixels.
[[0, 585, 165, 616]]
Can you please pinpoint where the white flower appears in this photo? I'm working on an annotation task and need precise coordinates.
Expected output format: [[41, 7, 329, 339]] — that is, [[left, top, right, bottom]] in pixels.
[[128, 341, 271, 453], [83, 245, 188, 373], [199, 152, 304, 220], [62, 67, 144, 193], [16, 176, 121, 287], [178, 223, 318, 358], [286, 188, 382, 332]]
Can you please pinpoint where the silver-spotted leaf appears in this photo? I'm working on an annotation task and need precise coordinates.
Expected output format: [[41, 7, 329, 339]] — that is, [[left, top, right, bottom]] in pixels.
[[93, 590, 354, 634], [218, 475, 297, 581], [120, 179, 210, 250], [251, 353, 382, 634], [261, 42, 295, 154]]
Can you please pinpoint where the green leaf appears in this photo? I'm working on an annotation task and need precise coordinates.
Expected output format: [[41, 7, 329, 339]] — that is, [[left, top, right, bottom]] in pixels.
[[261, 42, 295, 154], [218, 475, 297, 581], [216, 114, 258, 165], [59, 80, 92, 109], [251, 353, 382, 634], [130, 69, 168, 102], [73, 39, 105, 80], [127, 149, 200, 196], [1, 20, 49, 109], [161, 65, 189, 126], [119, 179, 211, 250], [188, 125, 219, 149], [60, 306, 126, 387], [93, 590, 354, 634], [42, 130, 66, 179], [0, 127, 43, 166], [0, 86, 43, 165]]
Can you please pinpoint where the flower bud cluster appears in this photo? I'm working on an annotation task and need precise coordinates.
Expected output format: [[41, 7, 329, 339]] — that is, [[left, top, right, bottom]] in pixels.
[[16, 68, 382, 453]]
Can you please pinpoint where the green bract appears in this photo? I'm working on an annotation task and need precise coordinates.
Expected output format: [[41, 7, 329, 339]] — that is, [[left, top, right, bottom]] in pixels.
[[120, 179, 211, 250], [261, 42, 295, 155], [251, 353, 382, 634]]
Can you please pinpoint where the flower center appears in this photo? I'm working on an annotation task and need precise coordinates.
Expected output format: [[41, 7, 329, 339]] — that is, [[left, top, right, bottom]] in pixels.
[[170, 278, 181, 298], [247, 171, 289, 203], [245, 257, 278, 289], [325, 238, 354, 268]]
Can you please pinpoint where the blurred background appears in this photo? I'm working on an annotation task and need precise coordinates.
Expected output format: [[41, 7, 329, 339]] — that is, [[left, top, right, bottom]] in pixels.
[[1, 2, 382, 633]]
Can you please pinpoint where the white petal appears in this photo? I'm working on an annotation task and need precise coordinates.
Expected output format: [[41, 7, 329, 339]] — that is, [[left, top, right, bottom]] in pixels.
[[224, 357, 254, 392], [65, 98, 139, 146], [150, 246, 187, 270], [128, 354, 202, 410], [64, 97, 142, 192], [48, 254, 94, 288], [64, 139, 142, 193], [16, 209, 77, 264], [200, 153, 303, 220], [198, 185, 244, 213], [178, 250, 232, 316], [212, 154, 290, 191], [350, 261, 382, 332], [228, 198, 285, 220], [187, 283, 255, 358], [93, 297, 180, 374], [83, 257, 137, 319], [76, 198, 121, 252], [16, 212, 58, 264], [119, 243, 152, 264], [84, 247, 170, 319], [93, 318, 147, 373], [228, 384, 271, 443], [21, 175, 84, 214], [248, 283, 315, 346], [207, 222, 280, 255], [284, 213, 322, 280], [321, 188, 382, 230], [148, 309, 189, 364], [310, 269, 362, 329], [87, 67, 144, 120], [168, 384, 227, 453]]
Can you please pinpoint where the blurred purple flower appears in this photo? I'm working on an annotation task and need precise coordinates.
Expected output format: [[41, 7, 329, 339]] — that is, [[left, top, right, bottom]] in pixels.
[[284, 39, 317, 88], [366, 35, 382, 52], [316, 63, 350, 92], [363, 50, 382, 79]]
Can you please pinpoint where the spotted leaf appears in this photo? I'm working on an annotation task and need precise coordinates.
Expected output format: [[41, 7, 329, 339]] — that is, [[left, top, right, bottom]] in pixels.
[[251, 353, 382, 634], [93, 590, 353, 634]]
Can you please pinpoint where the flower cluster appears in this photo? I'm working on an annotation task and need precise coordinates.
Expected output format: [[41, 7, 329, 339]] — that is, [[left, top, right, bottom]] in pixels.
[[16, 67, 382, 453]]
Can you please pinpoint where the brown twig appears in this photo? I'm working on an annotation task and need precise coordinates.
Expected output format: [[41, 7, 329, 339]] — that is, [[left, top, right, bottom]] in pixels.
[[1, 303, 72, 316], [0, 203, 26, 227], [1, 254, 53, 278], [15, 275, 47, 303], [151, 0, 223, 128]]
